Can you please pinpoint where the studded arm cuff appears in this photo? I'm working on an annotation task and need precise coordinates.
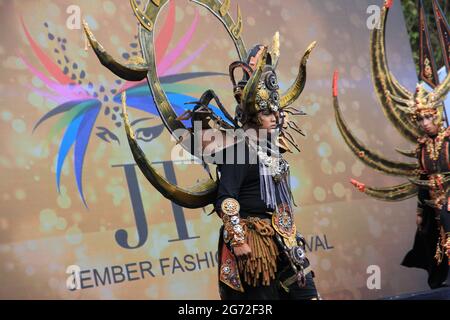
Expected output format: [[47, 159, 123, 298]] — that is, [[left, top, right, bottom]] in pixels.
[[220, 198, 246, 247]]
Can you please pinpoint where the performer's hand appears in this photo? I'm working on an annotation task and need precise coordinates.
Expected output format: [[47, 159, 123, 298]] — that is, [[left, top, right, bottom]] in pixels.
[[233, 243, 252, 258]]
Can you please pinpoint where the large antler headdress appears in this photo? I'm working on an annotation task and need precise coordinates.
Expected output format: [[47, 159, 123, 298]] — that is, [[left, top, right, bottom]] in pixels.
[[84, 0, 316, 209], [388, 83, 447, 122]]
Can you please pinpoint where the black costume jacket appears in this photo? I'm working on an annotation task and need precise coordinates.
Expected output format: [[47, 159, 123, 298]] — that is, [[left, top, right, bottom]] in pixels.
[[402, 129, 450, 288]]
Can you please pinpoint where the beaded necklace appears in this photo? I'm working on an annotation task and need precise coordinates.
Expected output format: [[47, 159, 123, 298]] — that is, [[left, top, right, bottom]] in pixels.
[[425, 128, 447, 161]]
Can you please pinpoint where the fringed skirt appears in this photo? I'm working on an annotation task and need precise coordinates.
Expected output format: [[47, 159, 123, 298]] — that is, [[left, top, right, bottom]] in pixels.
[[237, 217, 279, 287]]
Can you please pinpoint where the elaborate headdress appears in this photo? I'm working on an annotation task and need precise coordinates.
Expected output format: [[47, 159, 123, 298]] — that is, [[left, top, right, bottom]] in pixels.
[[84, 0, 316, 210], [388, 84, 445, 122], [230, 35, 316, 153]]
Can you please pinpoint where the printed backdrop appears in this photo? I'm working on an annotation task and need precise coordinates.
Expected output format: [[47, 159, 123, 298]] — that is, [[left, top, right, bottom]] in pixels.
[[0, 0, 430, 299]]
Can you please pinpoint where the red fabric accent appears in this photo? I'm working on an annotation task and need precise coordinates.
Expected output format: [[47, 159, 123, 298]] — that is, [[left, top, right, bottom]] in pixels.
[[219, 243, 244, 292]]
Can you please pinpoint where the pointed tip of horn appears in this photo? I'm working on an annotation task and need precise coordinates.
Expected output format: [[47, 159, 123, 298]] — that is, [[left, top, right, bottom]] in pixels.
[[256, 46, 269, 69], [273, 32, 280, 47], [333, 70, 339, 97], [303, 41, 317, 59], [270, 31, 281, 67], [350, 178, 366, 192], [279, 41, 317, 108], [308, 41, 318, 51], [82, 19, 90, 34]]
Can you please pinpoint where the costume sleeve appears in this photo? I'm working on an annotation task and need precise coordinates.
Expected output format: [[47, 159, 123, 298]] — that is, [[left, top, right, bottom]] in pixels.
[[215, 162, 248, 212], [214, 141, 251, 212], [416, 144, 426, 216], [214, 144, 250, 248]]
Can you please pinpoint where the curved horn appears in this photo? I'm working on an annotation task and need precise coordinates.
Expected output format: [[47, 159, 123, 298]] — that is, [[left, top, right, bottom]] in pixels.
[[231, 4, 243, 39], [130, 0, 155, 32], [333, 72, 420, 177], [370, 3, 422, 142], [408, 174, 450, 188], [429, 71, 450, 103], [129, 0, 195, 158], [241, 47, 267, 115], [191, 0, 247, 60], [219, 0, 230, 17], [129, 0, 249, 156], [121, 92, 218, 208], [122, 0, 251, 209], [83, 21, 148, 81], [280, 41, 317, 108], [270, 31, 280, 68], [395, 147, 418, 158], [387, 90, 415, 108], [375, 2, 412, 99], [351, 179, 418, 201]]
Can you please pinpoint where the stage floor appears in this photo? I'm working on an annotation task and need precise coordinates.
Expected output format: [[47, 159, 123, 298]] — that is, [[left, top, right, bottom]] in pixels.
[[383, 287, 450, 300]]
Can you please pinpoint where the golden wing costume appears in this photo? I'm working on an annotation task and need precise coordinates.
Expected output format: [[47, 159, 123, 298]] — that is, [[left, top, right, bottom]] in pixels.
[[332, 0, 450, 288]]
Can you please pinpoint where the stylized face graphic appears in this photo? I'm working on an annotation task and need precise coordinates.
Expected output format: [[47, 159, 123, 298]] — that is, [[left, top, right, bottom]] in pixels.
[[96, 117, 164, 145]]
